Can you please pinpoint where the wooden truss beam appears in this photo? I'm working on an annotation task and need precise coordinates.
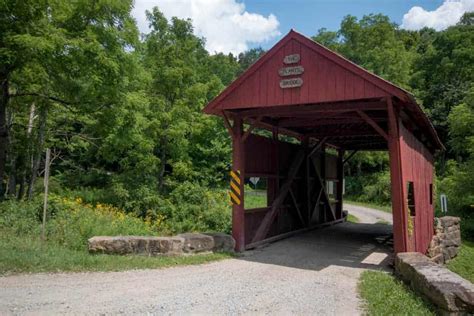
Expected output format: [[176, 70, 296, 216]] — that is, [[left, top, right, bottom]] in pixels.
[[309, 137, 328, 157], [222, 111, 234, 136], [343, 150, 358, 164], [279, 117, 381, 128], [306, 130, 379, 138], [251, 149, 306, 243], [244, 117, 303, 140], [242, 116, 262, 142], [310, 155, 336, 221], [277, 112, 356, 127], [236, 99, 387, 118], [356, 110, 389, 142], [289, 188, 305, 226]]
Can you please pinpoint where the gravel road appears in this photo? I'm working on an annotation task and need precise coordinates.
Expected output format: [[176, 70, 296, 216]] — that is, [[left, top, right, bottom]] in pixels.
[[346, 203, 393, 224], [0, 204, 393, 315]]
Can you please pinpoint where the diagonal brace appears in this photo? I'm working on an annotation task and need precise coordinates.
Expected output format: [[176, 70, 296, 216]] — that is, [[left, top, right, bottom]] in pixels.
[[251, 149, 306, 243], [356, 110, 388, 141]]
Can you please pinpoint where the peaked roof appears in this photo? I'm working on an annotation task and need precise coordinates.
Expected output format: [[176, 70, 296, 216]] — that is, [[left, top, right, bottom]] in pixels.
[[203, 29, 443, 151]]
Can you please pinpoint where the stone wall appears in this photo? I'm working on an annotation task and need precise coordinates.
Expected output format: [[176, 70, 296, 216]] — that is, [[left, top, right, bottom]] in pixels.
[[395, 252, 474, 314], [88, 233, 235, 256], [427, 216, 461, 264]]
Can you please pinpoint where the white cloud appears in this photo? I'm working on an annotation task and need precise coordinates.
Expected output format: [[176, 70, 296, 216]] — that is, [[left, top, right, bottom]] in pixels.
[[401, 0, 474, 31], [132, 0, 280, 55]]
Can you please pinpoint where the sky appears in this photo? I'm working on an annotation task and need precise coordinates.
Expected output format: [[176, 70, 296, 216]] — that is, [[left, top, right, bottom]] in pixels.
[[132, 0, 474, 55]]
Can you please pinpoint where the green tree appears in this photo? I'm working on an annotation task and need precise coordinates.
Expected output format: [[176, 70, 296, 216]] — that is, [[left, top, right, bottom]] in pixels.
[[237, 47, 265, 74], [1, 0, 138, 198], [411, 14, 474, 158]]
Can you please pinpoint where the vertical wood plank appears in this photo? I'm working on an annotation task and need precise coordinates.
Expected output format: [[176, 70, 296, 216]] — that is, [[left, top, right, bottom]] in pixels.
[[336, 149, 344, 219], [387, 98, 408, 253], [232, 117, 245, 251]]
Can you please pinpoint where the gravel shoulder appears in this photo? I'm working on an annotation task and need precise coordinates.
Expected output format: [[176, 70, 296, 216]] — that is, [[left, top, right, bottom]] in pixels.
[[345, 203, 393, 224], [0, 204, 393, 315]]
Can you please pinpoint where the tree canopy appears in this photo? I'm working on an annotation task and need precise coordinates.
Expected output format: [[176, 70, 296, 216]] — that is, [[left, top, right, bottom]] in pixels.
[[0, 2, 472, 236]]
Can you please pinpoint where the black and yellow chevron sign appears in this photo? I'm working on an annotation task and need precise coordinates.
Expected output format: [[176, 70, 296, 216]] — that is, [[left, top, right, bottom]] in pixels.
[[229, 170, 242, 205]]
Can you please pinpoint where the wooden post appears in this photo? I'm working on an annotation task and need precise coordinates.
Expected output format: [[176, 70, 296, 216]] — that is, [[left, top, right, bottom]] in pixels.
[[232, 117, 245, 251], [319, 144, 326, 223], [41, 148, 51, 241], [387, 98, 408, 253], [303, 137, 311, 226], [336, 149, 344, 219]]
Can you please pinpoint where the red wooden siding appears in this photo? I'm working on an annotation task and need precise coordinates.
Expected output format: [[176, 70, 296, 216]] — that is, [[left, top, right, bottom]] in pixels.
[[214, 39, 389, 111], [205, 30, 443, 254], [399, 122, 435, 254], [243, 134, 339, 246]]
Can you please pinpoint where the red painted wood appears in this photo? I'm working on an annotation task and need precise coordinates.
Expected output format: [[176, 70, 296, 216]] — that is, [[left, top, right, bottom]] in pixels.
[[204, 31, 442, 253], [232, 117, 245, 252], [399, 122, 435, 254], [210, 39, 388, 111], [388, 98, 408, 253], [204, 30, 411, 114]]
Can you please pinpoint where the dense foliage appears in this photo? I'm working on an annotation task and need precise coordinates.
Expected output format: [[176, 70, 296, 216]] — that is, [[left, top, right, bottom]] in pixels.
[[315, 13, 474, 238], [0, 2, 472, 240]]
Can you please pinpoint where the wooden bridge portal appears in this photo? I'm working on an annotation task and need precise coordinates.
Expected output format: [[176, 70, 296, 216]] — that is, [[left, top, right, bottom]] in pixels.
[[203, 30, 443, 254]]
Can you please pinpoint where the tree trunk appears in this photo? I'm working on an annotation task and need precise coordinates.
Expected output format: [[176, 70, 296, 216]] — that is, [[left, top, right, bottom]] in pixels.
[[18, 103, 36, 200], [0, 74, 9, 198], [6, 156, 16, 196], [27, 106, 47, 200]]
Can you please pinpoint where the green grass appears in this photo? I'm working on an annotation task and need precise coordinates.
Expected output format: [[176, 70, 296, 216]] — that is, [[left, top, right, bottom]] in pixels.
[[446, 241, 474, 283], [0, 233, 232, 275], [345, 200, 392, 213], [244, 189, 267, 209], [347, 213, 360, 223], [358, 270, 434, 315], [376, 220, 390, 225]]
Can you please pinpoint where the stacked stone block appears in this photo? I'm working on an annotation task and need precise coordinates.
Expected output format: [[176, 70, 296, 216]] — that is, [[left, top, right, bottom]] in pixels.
[[427, 216, 461, 264]]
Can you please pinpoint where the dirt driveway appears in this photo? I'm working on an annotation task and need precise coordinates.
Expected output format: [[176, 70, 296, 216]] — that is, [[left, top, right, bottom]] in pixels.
[[0, 204, 393, 315]]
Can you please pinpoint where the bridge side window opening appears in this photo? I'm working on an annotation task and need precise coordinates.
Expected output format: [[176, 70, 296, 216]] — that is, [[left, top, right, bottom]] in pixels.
[[407, 181, 416, 216], [244, 177, 268, 209]]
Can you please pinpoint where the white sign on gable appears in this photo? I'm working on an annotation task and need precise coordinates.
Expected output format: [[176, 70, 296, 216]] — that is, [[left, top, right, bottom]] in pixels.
[[283, 54, 300, 64], [278, 65, 304, 77], [280, 78, 303, 89]]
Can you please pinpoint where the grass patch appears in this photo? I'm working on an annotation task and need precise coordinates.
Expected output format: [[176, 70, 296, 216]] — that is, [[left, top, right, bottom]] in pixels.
[[0, 233, 232, 275], [376, 220, 390, 225], [446, 241, 474, 283], [347, 213, 359, 223], [0, 197, 232, 275], [244, 189, 267, 209], [345, 200, 392, 213], [358, 270, 434, 315]]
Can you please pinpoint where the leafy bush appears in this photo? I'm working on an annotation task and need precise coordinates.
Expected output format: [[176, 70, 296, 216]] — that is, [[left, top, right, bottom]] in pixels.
[[65, 181, 232, 235], [1, 182, 232, 252], [47, 196, 158, 250], [0, 195, 157, 251], [437, 160, 474, 241], [346, 170, 392, 206], [156, 181, 231, 234]]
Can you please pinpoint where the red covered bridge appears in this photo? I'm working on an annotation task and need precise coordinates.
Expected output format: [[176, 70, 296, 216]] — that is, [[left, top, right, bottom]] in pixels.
[[203, 30, 443, 254]]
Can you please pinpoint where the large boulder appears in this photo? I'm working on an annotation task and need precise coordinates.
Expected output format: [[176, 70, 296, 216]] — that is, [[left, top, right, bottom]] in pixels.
[[395, 252, 474, 314], [204, 232, 235, 252], [88, 236, 184, 256], [177, 233, 215, 253]]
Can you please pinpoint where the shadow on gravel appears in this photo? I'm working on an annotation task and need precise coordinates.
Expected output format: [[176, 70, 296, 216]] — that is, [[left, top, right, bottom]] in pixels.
[[239, 222, 394, 272]]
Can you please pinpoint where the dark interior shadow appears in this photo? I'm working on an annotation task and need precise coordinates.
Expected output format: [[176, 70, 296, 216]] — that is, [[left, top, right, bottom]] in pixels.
[[238, 222, 394, 272]]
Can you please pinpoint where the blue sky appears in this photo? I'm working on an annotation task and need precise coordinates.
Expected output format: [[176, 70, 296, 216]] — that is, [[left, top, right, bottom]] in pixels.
[[245, 0, 444, 49], [132, 0, 474, 54]]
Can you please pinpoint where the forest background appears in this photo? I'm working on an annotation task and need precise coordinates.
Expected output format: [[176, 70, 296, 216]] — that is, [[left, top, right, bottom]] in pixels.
[[1, 1, 473, 243]]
